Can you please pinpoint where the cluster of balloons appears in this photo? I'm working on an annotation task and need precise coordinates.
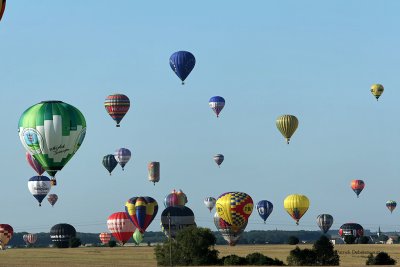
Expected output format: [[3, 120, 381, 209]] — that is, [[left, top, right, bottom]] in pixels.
[[102, 148, 131, 175]]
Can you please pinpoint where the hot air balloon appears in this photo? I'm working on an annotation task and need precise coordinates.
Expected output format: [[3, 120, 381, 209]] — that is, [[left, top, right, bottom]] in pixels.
[[26, 233, 38, 245], [216, 192, 253, 232], [204, 197, 216, 212], [164, 189, 188, 208], [209, 96, 225, 118], [47, 194, 58, 207], [26, 152, 45, 176], [386, 200, 397, 214], [50, 223, 76, 248], [161, 206, 196, 238], [371, 84, 384, 101], [283, 194, 309, 225], [339, 223, 364, 243], [0, 224, 13, 250], [0, 0, 6, 22], [102, 154, 118, 175], [104, 94, 130, 127], [276, 115, 299, 144], [23, 234, 28, 244], [99, 232, 111, 244], [256, 200, 273, 224], [213, 154, 224, 167], [18, 101, 86, 186], [148, 162, 160, 185], [107, 212, 136, 245], [125, 197, 158, 234], [214, 212, 247, 246], [351, 180, 365, 198], [114, 148, 131, 170], [28, 176, 51, 206], [169, 51, 196, 84], [316, 214, 333, 234], [132, 229, 143, 245]]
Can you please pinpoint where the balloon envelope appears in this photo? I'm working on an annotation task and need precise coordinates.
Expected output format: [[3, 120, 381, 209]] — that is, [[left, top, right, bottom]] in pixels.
[[132, 229, 144, 245], [28, 176, 51, 206], [50, 223, 76, 248], [102, 154, 118, 175], [283, 194, 310, 225], [351, 180, 365, 198], [339, 223, 364, 239], [26, 152, 45, 176], [148, 162, 160, 185], [256, 200, 273, 223], [164, 189, 188, 208], [125, 196, 158, 233], [161, 206, 196, 238], [104, 94, 130, 127], [26, 233, 38, 245], [114, 148, 131, 170], [276, 115, 299, 144], [214, 212, 247, 246], [371, 84, 384, 100], [0, 224, 13, 250], [316, 214, 333, 233], [107, 212, 136, 245], [0, 0, 5, 22], [99, 232, 111, 244], [213, 154, 224, 167], [386, 200, 397, 213], [204, 197, 216, 212], [47, 194, 58, 207], [216, 192, 253, 231], [169, 51, 196, 84], [209, 96, 225, 117]]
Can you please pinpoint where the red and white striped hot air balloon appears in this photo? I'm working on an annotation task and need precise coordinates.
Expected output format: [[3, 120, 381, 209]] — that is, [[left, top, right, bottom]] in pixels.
[[99, 232, 111, 244], [26, 233, 37, 245], [107, 212, 136, 245]]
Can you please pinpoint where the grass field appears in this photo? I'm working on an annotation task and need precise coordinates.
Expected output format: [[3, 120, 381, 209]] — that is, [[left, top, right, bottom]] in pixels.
[[0, 244, 399, 266]]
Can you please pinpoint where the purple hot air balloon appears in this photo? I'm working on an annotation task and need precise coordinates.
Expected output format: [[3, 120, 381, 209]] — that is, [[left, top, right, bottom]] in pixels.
[[26, 152, 45, 176], [47, 194, 58, 207], [114, 148, 131, 170]]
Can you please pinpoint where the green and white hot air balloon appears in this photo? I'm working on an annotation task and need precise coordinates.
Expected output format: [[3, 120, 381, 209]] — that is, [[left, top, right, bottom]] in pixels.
[[18, 101, 87, 185]]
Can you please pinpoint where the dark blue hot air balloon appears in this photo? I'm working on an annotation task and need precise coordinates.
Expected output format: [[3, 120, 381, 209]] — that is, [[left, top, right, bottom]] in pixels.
[[102, 154, 118, 175], [256, 200, 273, 223], [169, 51, 196, 85]]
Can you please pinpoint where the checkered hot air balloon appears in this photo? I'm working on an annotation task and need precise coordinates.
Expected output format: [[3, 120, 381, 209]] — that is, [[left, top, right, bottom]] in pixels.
[[47, 194, 58, 207], [107, 212, 136, 245], [104, 94, 130, 127], [169, 51, 196, 85], [99, 232, 111, 244], [216, 192, 253, 232], [114, 148, 131, 171], [0, 224, 13, 250], [28, 176, 51, 206], [209, 96, 225, 118], [214, 212, 247, 246], [125, 197, 158, 234]]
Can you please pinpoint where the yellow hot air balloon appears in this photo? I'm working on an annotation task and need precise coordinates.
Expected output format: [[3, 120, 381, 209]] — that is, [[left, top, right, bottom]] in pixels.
[[370, 84, 384, 101], [276, 115, 298, 144], [216, 192, 253, 232], [284, 194, 309, 225]]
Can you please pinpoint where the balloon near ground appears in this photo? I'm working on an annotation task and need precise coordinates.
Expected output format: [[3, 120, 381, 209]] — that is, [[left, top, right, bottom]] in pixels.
[[26, 152, 45, 176], [148, 162, 160, 185], [125, 196, 158, 234], [104, 94, 130, 127], [283, 194, 310, 225], [316, 214, 333, 233], [47, 194, 58, 207], [0, 224, 13, 250], [0, 0, 5, 22], [339, 223, 364, 238], [114, 148, 131, 170], [204, 197, 216, 212], [107, 212, 136, 245], [102, 154, 118, 175], [351, 179, 365, 198], [25, 233, 38, 245], [99, 232, 111, 244], [28, 176, 51, 206], [276, 115, 299, 144], [164, 189, 188, 208], [209, 96, 225, 118], [256, 200, 273, 223], [370, 83, 384, 100], [161, 206, 196, 238], [214, 212, 247, 246], [386, 200, 396, 213], [169, 51, 196, 84], [216, 192, 253, 232], [132, 229, 143, 245], [50, 223, 76, 248], [18, 101, 87, 185], [213, 154, 224, 167]]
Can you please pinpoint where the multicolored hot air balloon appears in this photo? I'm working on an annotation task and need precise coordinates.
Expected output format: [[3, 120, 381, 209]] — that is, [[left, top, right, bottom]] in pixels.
[[214, 212, 247, 246], [99, 232, 111, 244], [0, 0, 6, 22], [386, 200, 397, 214], [213, 154, 224, 167], [209, 96, 225, 118], [371, 84, 384, 101], [47, 194, 58, 207], [50, 223, 76, 248], [107, 212, 136, 245], [161, 206, 196, 238], [216, 192, 253, 232], [28, 176, 51, 206], [25, 233, 38, 245], [283, 194, 310, 225], [26, 152, 45, 176], [169, 51, 196, 84], [104, 94, 130, 127], [148, 162, 160, 185], [316, 214, 333, 234], [125, 197, 158, 234], [114, 148, 131, 170], [18, 101, 87, 186], [204, 197, 216, 212], [0, 224, 13, 250], [102, 154, 118, 175], [164, 189, 188, 208], [132, 229, 144, 245], [256, 200, 273, 224], [351, 180, 365, 198], [339, 223, 364, 243], [276, 115, 299, 144]]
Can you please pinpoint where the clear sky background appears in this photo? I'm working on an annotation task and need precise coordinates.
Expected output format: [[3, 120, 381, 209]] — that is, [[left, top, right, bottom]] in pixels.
[[1, 1, 400, 234]]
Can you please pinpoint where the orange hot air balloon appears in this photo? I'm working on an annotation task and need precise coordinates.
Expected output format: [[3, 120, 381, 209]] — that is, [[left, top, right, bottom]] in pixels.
[[351, 180, 365, 198]]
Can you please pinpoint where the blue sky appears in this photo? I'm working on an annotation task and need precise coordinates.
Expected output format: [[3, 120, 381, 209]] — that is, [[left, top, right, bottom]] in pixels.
[[1, 1, 400, 234]]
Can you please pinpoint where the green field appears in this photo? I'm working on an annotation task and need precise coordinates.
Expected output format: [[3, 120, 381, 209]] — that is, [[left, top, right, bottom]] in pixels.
[[0, 244, 399, 266]]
